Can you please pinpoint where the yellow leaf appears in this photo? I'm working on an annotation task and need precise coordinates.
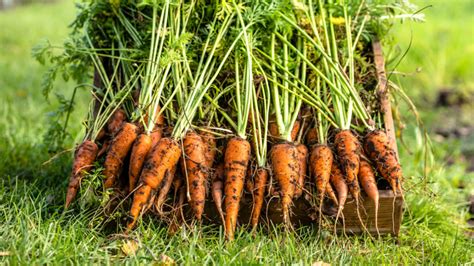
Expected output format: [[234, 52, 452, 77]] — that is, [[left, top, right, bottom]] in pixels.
[[121, 240, 139, 256]]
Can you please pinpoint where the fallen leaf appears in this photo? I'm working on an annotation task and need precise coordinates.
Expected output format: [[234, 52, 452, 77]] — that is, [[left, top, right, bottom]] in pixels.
[[158, 254, 175, 266], [121, 240, 139, 256], [0, 251, 10, 256]]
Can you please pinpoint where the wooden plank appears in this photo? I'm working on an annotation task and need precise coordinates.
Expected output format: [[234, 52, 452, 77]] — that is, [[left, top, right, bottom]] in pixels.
[[332, 190, 403, 236]]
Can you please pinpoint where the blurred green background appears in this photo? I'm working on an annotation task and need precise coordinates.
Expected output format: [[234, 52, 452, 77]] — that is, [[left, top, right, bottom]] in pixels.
[[0, 0, 472, 264]]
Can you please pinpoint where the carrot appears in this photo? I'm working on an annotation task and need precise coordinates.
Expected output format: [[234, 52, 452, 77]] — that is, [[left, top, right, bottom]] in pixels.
[[128, 137, 181, 230], [310, 145, 333, 202], [364, 130, 402, 194], [309, 144, 333, 224], [103, 122, 139, 189], [147, 106, 165, 148], [128, 134, 152, 192], [183, 132, 208, 221], [201, 131, 217, 169], [65, 140, 98, 208], [271, 143, 299, 227], [334, 130, 361, 201], [305, 128, 318, 146], [359, 155, 379, 235], [107, 109, 126, 136], [245, 165, 255, 193], [326, 182, 339, 206], [212, 162, 225, 225], [290, 120, 301, 142], [269, 119, 300, 142], [224, 137, 251, 240], [335, 130, 369, 232], [173, 170, 183, 198], [250, 167, 268, 230], [330, 162, 348, 227], [154, 164, 178, 214], [294, 143, 308, 199], [97, 139, 111, 158], [150, 128, 163, 149]]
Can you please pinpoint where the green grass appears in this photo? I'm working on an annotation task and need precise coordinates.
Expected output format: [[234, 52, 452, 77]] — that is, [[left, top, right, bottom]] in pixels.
[[0, 1, 473, 264]]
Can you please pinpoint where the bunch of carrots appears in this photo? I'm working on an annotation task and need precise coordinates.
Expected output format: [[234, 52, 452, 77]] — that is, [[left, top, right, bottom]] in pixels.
[[45, 0, 419, 240]]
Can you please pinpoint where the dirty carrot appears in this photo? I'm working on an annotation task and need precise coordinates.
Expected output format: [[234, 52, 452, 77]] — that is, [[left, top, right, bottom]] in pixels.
[[305, 128, 318, 146], [310, 144, 333, 204], [154, 164, 178, 215], [359, 155, 379, 235], [65, 140, 98, 208], [271, 143, 299, 227], [330, 162, 348, 222], [212, 162, 225, 225], [103, 122, 139, 189], [129, 134, 152, 192], [250, 167, 268, 230], [128, 137, 181, 230], [334, 130, 361, 202], [364, 130, 403, 194], [224, 137, 251, 240], [294, 143, 308, 199], [183, 132, 207, 221], [107, 109, 126, 136]]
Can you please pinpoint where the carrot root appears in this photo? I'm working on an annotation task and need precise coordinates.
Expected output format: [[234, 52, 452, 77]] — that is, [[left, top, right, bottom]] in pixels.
[[65, 140, 98, 208], [224, 137, 251, 240], [271, 143, 299, 228], [183, 132, 207, 221], [250, 168, 268, 230], [128, 137, 181, 229], [104, 122, 139, 189], [129, 134, 152, 192]]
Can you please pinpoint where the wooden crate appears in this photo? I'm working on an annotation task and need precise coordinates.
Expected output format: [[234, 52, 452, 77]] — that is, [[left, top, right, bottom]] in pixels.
[[197, 41, 404, 236]]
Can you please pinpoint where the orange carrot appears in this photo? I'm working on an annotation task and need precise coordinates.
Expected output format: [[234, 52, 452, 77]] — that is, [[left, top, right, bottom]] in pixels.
[[107, 109, 126, 136], [290, 120, 301, 142], [154, 164, 178, 214], [271, 143, 299, 227], [359, 155, 379, 235], [183, 132, 207, 221], [128, 137, 181, 230], [335, 130, 368, 232], [364, 130, 403, 194], [305, 128, 318, 146], [334, 130, 361, 201], [224, 137, 251, 240], [250, 167, 268, 230], [128, 134, 152, 192], [269, 120, 301, 142], [201, 131, 217, 169], [294, 143, 308, 199], [212, 163, 225, 225], [310, 144, 333, 203], [173, 170, 183, 198], [65, 140, 98, 208], [330, 162, 348, 224], [103, 123, 139, 189], [326, 182, 339, 206], [147, 106, 165, 148], [97, 139, 110, 158]]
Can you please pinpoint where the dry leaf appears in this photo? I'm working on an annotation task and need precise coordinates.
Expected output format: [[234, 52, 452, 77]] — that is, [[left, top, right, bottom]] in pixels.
[[0, 251, 11, 256], [121, 240, 139, 256], [158, 254, 176, 266]]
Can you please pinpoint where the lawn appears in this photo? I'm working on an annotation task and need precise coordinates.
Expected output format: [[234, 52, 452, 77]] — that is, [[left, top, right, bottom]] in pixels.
[[0, 1, 472, 264]]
